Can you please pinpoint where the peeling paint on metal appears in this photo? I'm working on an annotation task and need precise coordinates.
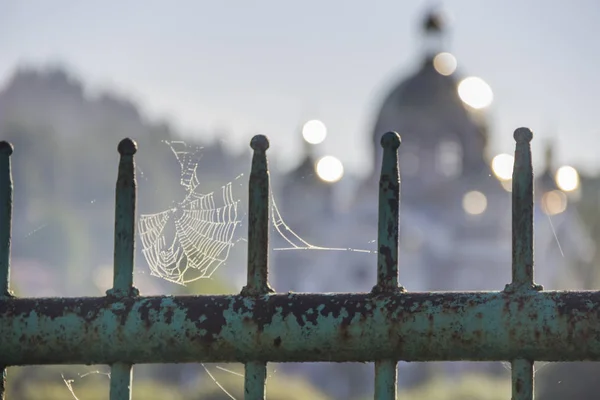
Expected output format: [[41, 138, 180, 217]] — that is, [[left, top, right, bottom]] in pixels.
[[0, 129, 593, 400], [2, 291, 600, 366]]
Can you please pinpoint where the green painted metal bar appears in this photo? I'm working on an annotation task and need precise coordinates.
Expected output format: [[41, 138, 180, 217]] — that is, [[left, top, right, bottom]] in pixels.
[[110, 138, 138, 297], [2, 290, 600, 365], [244, 361, 267, 400], [507, 128, 540, 399], [0, 141, 13, 297], [375, 361, 397, 400], [508, 128, 541, 292], [374, 132, 402, 293], [0, 141, 13, 400], [243, 135, 274, 297], [241, 135, 273, 400], [0, 369, 5, 400], [373, 132, 402, 400], [107, 138, 139, 400], [511, 358, 533, 400], [110, 363, 133, 400]]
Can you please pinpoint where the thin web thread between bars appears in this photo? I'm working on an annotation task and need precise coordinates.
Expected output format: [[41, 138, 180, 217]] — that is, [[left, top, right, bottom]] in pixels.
[[61, 365, 277, 400], [270, 189, 375, 254]]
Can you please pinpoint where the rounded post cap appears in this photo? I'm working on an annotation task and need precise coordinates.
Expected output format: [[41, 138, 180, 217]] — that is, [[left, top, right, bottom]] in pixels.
[[118, 138, 138, 155], [0, 141, 13, 155], [380, 131, 401, 149], [250, 134, 270, 151], [514, 127, 533, 143]]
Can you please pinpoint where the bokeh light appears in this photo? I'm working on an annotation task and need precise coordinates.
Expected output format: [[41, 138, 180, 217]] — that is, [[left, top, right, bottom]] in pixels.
[[316, 155, 344, 183], [433, 52, 457, 76], [462, 191, 487, 215], [500, 180, 513, 193], [491, 153, 514, 181], [457, 77, 494, 109], [555, 165, 579, 192], [542, 190, 568, 216], [302, 119, 327, 144]]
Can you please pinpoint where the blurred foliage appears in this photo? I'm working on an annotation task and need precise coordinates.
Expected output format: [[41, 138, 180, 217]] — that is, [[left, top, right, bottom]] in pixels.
[[353, 373, 510, 400], [188, 368, 332, 400], [396, 374, 510, 400], [6, 364, 332, 400]]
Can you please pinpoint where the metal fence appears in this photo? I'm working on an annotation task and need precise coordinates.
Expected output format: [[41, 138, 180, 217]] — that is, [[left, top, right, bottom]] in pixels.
[[0, 128, 597, 400]]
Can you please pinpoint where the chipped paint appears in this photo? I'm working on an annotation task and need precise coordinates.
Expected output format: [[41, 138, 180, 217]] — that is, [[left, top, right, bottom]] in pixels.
[[0, 129, 592, 400], [1, 291, 600, 366]]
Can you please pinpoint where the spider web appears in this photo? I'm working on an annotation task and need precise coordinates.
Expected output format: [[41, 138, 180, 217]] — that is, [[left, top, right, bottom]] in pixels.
[[270, 192, 374, 254], [137, 140, 374, 286], [138, 141, 242, 285]]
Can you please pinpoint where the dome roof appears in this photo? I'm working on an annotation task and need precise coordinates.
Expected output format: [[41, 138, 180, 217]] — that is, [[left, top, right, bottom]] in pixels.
[[371, 58, 489, 166], [382, 58, 462, 114]]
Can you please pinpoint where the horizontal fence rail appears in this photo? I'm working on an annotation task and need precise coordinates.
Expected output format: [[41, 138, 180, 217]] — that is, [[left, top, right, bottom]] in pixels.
[[1, 291, 599, 364], [0, 128, 595, 400]]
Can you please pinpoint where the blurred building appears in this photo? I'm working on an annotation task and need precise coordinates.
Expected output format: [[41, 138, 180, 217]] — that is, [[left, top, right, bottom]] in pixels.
[[272, 7, 594, 398]]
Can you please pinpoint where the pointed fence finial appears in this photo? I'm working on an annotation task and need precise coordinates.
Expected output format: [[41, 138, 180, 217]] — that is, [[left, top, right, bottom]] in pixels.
[[118, 137, 138, 156], [250, 134, 269, 153]]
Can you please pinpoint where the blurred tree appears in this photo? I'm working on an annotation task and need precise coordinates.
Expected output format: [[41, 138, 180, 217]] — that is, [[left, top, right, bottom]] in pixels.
[[354, 373, 510, 400], [187, 369, 332, 400], [6, 364, 332, 400]]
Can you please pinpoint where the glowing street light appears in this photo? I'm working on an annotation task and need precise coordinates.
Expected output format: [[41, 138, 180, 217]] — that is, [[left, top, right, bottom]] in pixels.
[[458, 77, 493, 109], [462, 190, 487, 215], [542, 190, 567, 216], [491, 153, 514, 181], [433, 52, 457, 76], [555, 165, 579, 192], [316, 156, 344, 183], [302, 120, 327, 145]]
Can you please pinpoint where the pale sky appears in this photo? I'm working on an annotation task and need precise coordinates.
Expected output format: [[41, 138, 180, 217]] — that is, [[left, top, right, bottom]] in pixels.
[[2, 0, 600, 177]]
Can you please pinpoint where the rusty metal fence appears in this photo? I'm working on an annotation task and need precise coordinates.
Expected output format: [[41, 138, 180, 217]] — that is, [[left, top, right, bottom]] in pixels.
[[0, 128, 597, 400]]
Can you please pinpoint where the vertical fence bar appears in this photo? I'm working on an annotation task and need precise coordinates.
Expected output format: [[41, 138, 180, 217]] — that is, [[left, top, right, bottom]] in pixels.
[[375, 361, 397, 400], [507, 128, 539, 400], [0, 142, 13, 400], [511, 359, 534, 400], [242, 135, 273, 400], [111, 138, 138, 294], [373, 132, 402, 400], [107, 138, 139, 400], [0, 369, 4, 400], [0, 141, 13, 297], [509, 127, 541, 291]]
